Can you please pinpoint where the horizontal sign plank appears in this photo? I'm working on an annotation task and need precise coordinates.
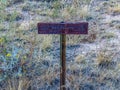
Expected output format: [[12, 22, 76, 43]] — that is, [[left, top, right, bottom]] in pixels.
[[37, 22, 88, 34]]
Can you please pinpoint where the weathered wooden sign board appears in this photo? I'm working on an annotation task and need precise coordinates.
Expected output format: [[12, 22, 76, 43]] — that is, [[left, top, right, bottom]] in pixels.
[[37, 22, 88, 90], [38, 22, 88, 34]]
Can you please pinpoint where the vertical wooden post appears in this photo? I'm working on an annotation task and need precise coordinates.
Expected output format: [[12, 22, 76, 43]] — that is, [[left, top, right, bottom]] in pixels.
[[60, 34, 66, 90]]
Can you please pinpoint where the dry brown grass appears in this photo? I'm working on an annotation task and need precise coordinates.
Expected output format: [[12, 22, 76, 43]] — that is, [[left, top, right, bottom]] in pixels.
[[108, 1, 120, 14], [75, 55, 85, 64], [5, 78, 31, 90], [110, 4, 120, 13], [96, 49, 116, 65]]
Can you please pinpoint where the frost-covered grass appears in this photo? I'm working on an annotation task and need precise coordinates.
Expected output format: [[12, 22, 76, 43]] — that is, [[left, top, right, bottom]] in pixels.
[[0, 0, 120, 90]]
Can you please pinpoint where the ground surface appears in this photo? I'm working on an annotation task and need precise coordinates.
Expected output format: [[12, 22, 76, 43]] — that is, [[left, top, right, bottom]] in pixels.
[[0, 0, 120, 90]]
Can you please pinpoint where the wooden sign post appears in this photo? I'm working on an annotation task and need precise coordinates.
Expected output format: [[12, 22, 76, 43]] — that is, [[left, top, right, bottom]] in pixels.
[[38, 22, 88, 90], [60, 33, 66, 90]]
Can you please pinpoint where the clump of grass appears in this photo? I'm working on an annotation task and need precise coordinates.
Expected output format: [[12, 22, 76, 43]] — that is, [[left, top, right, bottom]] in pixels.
[[115, 24, 120, 29], [66, 35, 83, 45], [60, 5, 78, 21], [75, 55, 86, 64], [101, 32, 116, 39], [86, 33, 97, 43], [5, 11, 21, 22], [49, 8, 60, 19], [112, 4, 120, 12], [22, 4, 31, 11], [48, 1, 61, 19], [0, 36, 8, 45], [96, 48, 117, 69], [97, 52, 110, 64], [0, 1, 8, 22], [109, 2, 120, 15], [5, 78, 31, 90], [77, 5, 90, 19], [52, 1, 61, 9], [18, 21, 30, 31], [0, 23, 5, 31], [41, 35, 53, 51]]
